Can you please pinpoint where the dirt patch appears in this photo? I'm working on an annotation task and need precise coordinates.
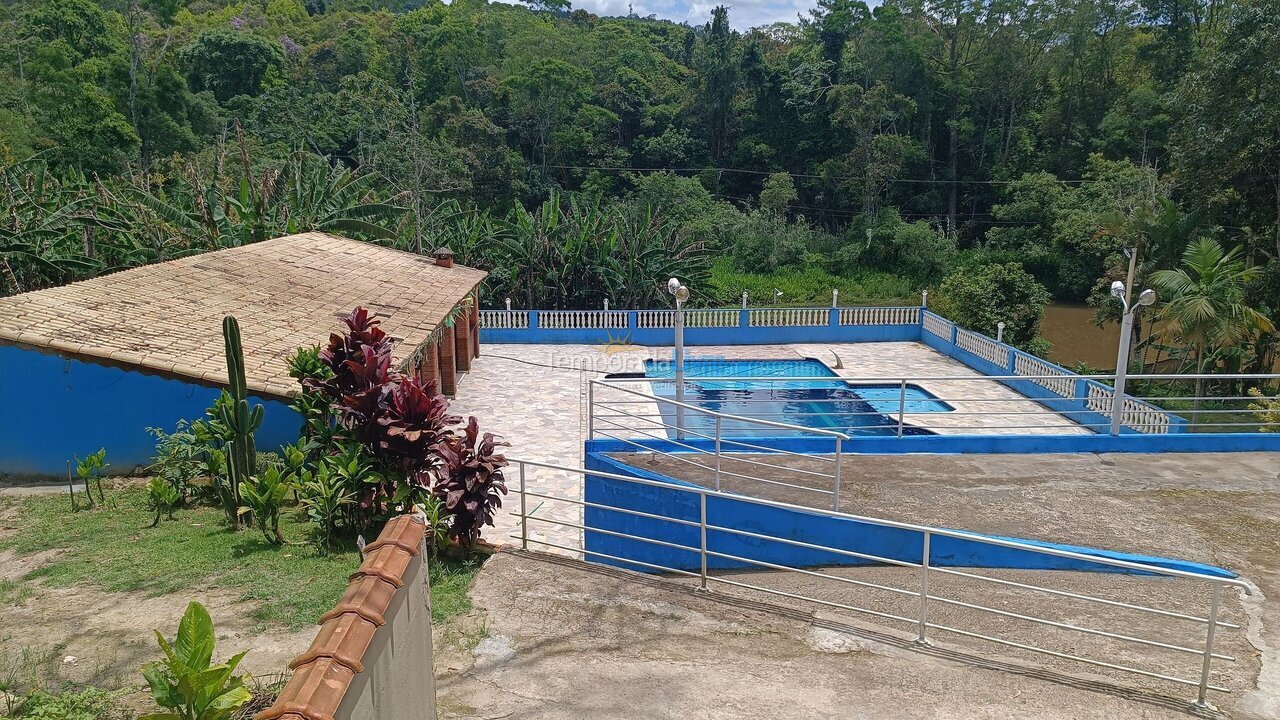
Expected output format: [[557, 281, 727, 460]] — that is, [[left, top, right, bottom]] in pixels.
[[0, 558, 314, 702]]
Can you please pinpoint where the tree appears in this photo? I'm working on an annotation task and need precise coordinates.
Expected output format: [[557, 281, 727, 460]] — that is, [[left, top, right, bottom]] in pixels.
[[24, 0, 118, 60], [758, 171, 797, 214], [692, 7, 739, 172], [1152, 238, 1274, 408], [26, 43, 139, 173], [934, 262, 1051, 349], [504, 59, 591, 180], [1172, 0, 1280, 256], [179, 30, 284, 102]]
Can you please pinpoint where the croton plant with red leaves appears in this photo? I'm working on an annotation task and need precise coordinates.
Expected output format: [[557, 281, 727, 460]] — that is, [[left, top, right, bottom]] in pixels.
[[303, 306, 507, 548], [432, 417, 510, 551]]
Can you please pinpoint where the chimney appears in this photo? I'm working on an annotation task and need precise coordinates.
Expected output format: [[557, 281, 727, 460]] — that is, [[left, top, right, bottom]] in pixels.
[[433, 247, 454, 268]]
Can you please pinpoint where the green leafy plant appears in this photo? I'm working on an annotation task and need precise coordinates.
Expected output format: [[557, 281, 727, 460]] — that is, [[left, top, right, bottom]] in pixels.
[[141, 601, 251, 720], [148, 422, 207, 502], [287, 346, 337, 449], [418, 494, 451, 557], [239, 466, 291, 545], [14, 687, 129, 720], [146, 477, 182, 528], [1249, 388, 1280, 432], [73, 448, 108, 509], [297, 464, 356, 548]]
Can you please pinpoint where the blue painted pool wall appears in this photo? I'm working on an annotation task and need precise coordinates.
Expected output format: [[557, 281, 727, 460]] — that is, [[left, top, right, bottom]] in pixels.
[[481, 309, 918, 345], [583, 449, 1235, 578], [590, 427, 1280, 455], [0, 344, 299, 478]]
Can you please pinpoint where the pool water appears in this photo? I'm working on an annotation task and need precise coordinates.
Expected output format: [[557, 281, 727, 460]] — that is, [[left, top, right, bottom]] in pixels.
[[642, 358, 948, 438]]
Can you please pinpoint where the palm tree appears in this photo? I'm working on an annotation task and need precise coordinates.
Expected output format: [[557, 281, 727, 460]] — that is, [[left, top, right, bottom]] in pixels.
[[1152, 238, 1275, 417]]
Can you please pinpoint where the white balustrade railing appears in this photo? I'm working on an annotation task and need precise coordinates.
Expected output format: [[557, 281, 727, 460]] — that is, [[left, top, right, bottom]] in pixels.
[[537, 310, 628, 329], [483, 306, 924, 331], [1013, 354, 1076, 398], [922, 312, 954, 340], [748, 308, 828, 327], [636, 309, 739, 329], [956, 328, 1010, 368], [1086, 383, 1172, 435], [839, 306, 920, 325], [479, 310, 530, 329]]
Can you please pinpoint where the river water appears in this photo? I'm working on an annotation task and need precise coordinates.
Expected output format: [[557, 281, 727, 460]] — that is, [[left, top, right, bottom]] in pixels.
[[1040, 304, 1121, 370]]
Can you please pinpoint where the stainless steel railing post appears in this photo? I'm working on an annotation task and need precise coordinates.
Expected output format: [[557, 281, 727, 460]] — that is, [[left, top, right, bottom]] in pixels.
[[586, 379, 595, 440], [917, 530, 931, 645], [519, 461, 528, 551], [897, 378, 907, 438], [698, 493, 709, 592], [1194, 584, 1222, 709], [832, 437, 842, 511], [714, 416, 722, 492]]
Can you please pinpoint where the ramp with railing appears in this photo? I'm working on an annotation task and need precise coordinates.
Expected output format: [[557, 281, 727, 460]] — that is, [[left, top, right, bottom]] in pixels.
[[508, 457, 1252, 710]]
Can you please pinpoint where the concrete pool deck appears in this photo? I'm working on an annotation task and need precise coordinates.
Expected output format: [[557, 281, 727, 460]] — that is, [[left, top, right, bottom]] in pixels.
[[453, 341, 1094, 549]]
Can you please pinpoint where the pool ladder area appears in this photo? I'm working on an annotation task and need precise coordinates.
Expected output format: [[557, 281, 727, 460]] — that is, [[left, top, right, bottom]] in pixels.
[[586, 377, 850, 510]]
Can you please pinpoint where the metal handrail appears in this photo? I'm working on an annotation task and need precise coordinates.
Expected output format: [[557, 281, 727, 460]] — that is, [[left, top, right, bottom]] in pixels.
[[593, 379, 852, 440], [515, 458, 1249, 591], [605, 373, 1280, 382], [510, 458, 1250, 707], [597, 372, 1280, 437]]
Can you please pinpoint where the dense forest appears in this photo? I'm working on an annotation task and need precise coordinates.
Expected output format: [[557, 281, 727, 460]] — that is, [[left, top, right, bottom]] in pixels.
[[1, 0, 1277, 369]]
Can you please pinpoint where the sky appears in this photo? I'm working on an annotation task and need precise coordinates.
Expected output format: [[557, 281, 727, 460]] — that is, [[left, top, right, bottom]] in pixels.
[[498, 0, 817, 30], [595, 0, 814, 28]]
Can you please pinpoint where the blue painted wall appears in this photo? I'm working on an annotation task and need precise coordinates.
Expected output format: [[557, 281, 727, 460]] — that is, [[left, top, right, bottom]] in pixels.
[[0, 344, 300, 478], [583, 449, 1236, 578], [590, 423, 1280, 455]]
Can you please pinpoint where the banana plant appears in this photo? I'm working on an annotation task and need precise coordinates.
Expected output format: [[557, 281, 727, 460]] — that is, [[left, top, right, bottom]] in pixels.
[[141, 601, 251, 720], [278, 152, 407, 240]]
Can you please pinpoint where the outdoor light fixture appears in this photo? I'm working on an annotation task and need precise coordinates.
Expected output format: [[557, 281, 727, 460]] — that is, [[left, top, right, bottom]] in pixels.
[[668, 277, 689, 438], [1109, 281, 1157, 435]]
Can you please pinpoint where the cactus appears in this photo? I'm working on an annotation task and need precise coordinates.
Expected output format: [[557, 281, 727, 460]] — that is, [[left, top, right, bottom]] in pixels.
[[216, 315, 264, 527]]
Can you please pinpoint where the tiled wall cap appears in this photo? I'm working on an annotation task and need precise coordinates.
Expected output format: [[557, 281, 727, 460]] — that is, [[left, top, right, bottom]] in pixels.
[[319, 575, 397, 627], [289, 612, 379, 673], [254, 656, 355, 720], [361, 514, 427, 557], [257, 514, 429, 720], [350, 544, 414, 588]]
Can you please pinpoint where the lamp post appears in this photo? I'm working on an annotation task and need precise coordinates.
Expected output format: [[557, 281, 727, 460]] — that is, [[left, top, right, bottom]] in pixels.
[[668, 278, 690, 439], [1109, 280, 1156, 435]]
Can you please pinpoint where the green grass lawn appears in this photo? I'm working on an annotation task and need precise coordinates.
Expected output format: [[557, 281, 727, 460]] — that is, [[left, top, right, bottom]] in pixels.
[[0, 488, 479, 630]]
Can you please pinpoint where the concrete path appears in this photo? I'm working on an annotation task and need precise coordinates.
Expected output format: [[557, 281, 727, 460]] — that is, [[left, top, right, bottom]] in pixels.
[[437, 550, 1265, 719]]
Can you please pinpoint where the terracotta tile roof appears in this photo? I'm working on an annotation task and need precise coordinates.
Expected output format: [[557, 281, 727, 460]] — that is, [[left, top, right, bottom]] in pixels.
[[0, 233, 486, 398], [257, 515, 427, 720]]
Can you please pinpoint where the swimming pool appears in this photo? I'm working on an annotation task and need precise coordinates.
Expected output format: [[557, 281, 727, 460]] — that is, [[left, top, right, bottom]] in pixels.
[[642, 358, 947, 437]]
